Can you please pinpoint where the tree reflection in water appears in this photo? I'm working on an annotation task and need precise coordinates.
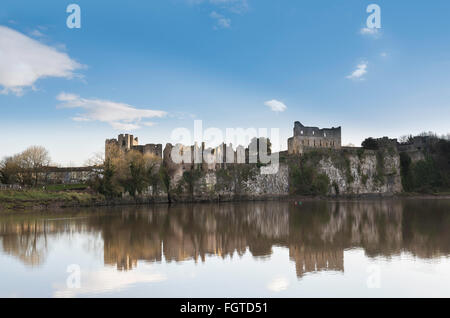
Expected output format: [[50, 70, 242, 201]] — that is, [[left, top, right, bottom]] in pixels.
[[0, 199, 449, 278]]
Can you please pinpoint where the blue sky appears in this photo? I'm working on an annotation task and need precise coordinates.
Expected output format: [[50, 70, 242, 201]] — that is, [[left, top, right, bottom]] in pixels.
[[1, 0, 450, 165]]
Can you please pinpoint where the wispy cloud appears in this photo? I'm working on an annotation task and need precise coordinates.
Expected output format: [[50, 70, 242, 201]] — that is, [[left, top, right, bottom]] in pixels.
[[264, 99, 287, 112], [209, 0, 249, 14], [56, 93, 167, 130], [360, 27, 381, 38], [29, 29, 45, 38], [0, 26, 83, 95], [210, 11, 231, 29], [346, 62, 368, 80], [189, 0, 249, 14], [188, 0, 249, 29]]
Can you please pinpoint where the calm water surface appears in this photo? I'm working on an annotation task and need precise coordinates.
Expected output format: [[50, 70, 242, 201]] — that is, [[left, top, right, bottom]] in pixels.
[[0, 199, 449, 297]]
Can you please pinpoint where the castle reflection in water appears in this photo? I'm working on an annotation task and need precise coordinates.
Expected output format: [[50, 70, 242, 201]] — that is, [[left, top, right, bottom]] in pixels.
[[0, 199, 449, 278]]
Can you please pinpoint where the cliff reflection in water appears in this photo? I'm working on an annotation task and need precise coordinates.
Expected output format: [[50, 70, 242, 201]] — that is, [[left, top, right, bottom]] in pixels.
[[0, 199, 449, 277]]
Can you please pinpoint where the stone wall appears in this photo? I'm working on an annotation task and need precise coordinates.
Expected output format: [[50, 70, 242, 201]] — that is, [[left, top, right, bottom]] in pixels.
[[106, 134, 163, 159], [288, 121, 341, 155]]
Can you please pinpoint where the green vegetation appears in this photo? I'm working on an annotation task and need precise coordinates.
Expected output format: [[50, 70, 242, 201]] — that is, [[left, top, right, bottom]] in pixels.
[[215, 168, 233, 192], [357, 148, 365, 160], [361, 174, 369, 185], [0, 189, 97, 202], [374, 150, 385, 185], [215, 165, 258, 194], [289, 151, 331, 196], [0, 189, 103, 212], [361, 138, 379, 150], [44, 184, 88, 191], [400, 137, 450, 193], [332, 181, 340, 195], [182, 169, 204, 196], [0, 145, 51, 186], [90, 149, 162, 199]]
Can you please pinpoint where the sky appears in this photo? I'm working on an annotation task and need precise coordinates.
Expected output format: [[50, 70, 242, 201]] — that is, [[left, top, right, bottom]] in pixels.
[[1, 0, 450, 166]]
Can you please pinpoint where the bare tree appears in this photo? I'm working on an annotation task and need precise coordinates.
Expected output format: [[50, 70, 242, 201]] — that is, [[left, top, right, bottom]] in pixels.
[[19, 146, 51, 186], [84, 151, 105, 167]]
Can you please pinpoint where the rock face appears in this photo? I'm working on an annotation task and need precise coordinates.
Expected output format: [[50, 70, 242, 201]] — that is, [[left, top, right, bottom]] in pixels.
[[170, 164, 290, 202], [317, 149, 403, 196], [140, 148, 403, 202]]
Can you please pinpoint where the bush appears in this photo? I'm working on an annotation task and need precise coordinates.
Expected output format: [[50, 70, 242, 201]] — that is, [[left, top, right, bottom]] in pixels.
[[362, 138, 379, 150], [290, 162, 330, 196], [398, 136, 450, 193]]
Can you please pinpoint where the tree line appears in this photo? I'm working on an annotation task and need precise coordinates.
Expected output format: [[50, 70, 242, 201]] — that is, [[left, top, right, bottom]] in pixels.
[[0, 146, 51, 186], [90, 143, 164, 199]]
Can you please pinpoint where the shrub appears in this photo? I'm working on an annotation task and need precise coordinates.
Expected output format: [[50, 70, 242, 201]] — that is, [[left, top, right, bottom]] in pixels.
[[362, 138, 379, 150]]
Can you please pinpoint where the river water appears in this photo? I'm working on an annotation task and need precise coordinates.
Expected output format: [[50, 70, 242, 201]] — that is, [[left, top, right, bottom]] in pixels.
[[0, 199, 449, 297]]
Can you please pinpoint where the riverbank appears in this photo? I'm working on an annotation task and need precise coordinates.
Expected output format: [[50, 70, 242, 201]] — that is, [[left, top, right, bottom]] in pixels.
[[1, 188, 450, 213], [0, 189, 105, 212]]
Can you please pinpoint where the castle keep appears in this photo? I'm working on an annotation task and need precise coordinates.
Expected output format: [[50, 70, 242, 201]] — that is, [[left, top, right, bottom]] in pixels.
[[105, 134, 163, 159], [288, 121, 341, 155]]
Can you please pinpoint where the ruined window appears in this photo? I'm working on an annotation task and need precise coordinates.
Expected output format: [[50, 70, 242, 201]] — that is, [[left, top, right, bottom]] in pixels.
[[301, 130, 303, 134]]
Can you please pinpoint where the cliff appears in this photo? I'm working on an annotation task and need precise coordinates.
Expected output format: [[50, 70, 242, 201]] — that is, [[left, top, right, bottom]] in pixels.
[[167, 164, 290, 202], [287, 147, 402, 197], [160, 146, 402, 201]]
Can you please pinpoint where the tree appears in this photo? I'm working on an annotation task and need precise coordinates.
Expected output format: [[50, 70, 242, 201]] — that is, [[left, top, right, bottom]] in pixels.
[[19, 146, 51, 186], [399, 135, 414, 144], [121, 151, 147, 197], [0, 155, 21, 184], [361, 138, 379, 150]]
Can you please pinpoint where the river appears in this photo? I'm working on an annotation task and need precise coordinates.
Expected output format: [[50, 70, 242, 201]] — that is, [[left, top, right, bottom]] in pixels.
[[0, 199, 449, 297]]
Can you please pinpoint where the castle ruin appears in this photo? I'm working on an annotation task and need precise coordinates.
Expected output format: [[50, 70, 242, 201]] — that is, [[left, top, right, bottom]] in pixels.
[[105, 134, 163, 159], [106, 121, 342, 164], [288, 121, 341, 155]]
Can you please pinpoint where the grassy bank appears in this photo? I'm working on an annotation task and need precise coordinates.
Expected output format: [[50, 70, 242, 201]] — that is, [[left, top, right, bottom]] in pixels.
[[0, 188, 104, 212], [2, 188, 450, 213]]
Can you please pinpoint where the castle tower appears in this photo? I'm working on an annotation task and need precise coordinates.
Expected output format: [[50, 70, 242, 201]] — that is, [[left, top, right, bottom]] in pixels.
[[288, 122, 342, 155]]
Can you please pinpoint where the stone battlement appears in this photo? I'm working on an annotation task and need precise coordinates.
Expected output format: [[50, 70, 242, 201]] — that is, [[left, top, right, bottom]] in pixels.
[[105, 134, 163, 159], [288, 121, 341, 155]]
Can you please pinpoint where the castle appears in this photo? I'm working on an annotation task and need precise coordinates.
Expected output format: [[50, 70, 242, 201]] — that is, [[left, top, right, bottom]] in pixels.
[[287, 121, 341, 154], [105, 122, 342, 162], [105, 134, 163, 159]]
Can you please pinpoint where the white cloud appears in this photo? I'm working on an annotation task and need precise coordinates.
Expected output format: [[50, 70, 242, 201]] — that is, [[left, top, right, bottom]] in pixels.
[[360, 27, 381, 38], [210, 11, 231, 29], [346, 62, 368, 80], [57, 93, 167, 131], [189, 0, 249, 14], [380, 52, 388, 57], [0, 26, 82, 95], [189, 0, 248, 29], [264, 99, 287, 112], [29, 29, 45, 38], [210, 0, 249, 13]]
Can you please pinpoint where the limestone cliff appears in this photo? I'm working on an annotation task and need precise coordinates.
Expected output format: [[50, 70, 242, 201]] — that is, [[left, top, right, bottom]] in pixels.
[[169, 164, 290, 202], [288, 148, 403, 196], [320, 150, 402, 195]]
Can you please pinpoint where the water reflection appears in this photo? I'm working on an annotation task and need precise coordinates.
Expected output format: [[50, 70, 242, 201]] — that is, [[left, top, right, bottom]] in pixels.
[[0, 199, 449, 278]]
